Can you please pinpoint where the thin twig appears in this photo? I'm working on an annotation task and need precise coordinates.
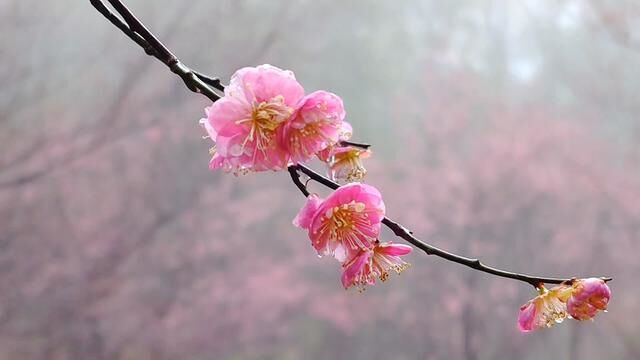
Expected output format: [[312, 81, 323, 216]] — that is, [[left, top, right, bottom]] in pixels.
[[339, 140, 371, 149]]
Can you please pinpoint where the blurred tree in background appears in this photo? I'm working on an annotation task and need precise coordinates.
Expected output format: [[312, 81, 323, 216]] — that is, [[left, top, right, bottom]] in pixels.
[[1, 1, 639, 359]]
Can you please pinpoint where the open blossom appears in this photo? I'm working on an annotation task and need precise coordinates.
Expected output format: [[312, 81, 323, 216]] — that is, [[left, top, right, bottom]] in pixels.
[[518, 285, 572, 332], [318, 144, 371, 182], [518, 278, 612, 332], [201, 64, 353, 173], [315, 121, 353, 162], [293, 184, 412, 290], [330, 146, 371, 182], [204, 64, 304, 172], [341, 241, 412, 291], [567, 278, 611, 320], [293, 183, 385, 258], [280, 91, 346, 163]]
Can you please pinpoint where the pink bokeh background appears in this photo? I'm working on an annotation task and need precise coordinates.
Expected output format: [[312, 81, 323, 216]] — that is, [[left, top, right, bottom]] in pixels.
[[1, 1, 639, 359]]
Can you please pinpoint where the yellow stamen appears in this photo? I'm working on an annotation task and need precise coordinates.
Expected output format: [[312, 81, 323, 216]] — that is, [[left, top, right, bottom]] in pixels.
[[235, 95, 292, 154]]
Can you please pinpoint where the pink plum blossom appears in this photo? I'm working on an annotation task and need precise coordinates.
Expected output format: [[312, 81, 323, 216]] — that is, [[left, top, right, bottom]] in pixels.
[[518, 285, 572, 332], [280, 91, 347, 163], [341, 241, 412, 291], [567, 278, 611, 320], [292, 194, 322, 230], [204, 64, 304, 172], [518, 278, 612, 332], [293, 183, 385, 258], [315, 122, 353, 162], [318, 145, 372, 182]]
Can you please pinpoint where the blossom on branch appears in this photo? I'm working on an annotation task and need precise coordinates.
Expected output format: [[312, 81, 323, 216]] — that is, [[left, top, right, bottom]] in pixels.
[[567, 278, 611, 320], [281, 90, 347, 163], [341, 241, 412, 291], [294, 183, 411, 290], [518, 285, 572, 332], [314, 121, 373, 182], [202, 65, 349, 173], [204, 65, 303, 172], [293, 183, 385, 258], [518, 278, 611, 332], [319, 145, 372, 183]]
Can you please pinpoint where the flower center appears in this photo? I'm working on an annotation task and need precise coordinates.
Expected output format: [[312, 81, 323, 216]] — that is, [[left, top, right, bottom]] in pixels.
[[333, 150, 367, 181], [237, 95, 292, 152], [321, 201, 371, 250]]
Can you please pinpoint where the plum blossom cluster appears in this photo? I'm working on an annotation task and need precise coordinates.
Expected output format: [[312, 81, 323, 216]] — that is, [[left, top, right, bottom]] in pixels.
[[518, 278, 611, 332], [198, 63, 611, 322], [293, 183, 412, 291], [200, 64, 369, 181], [200, 65, 404, 289], [201, 64, 406, 290], [91, 0, 614, 333]]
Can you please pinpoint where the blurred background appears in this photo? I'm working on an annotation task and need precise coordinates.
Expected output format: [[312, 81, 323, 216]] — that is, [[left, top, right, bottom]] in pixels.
[[1, 0, 639, 359]]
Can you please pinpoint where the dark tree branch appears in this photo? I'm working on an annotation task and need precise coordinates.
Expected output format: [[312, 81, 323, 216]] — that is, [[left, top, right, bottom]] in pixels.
[[91, 0, 612, 289], [90, 0, 223, 100], [338, 140, 371, 150], [287, 166, 311, 197]]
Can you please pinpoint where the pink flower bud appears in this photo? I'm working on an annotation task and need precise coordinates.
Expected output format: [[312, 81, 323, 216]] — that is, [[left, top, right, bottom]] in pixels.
[[567, 278, 611, 321]]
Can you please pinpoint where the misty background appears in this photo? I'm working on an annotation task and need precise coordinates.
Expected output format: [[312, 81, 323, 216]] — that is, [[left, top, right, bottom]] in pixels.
[[1, 1, 639, 359]]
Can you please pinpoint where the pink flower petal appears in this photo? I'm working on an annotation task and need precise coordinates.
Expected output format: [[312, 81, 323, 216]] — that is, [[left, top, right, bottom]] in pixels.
[[518, 301, 538, 332], [203, 65, 307, 173], [567, 278, 611, 320], [281, 91, 346, 163], [227, 64, 304, 107], [293, 194, 323, 230], [304, 183, 385, 258], [341, 250, 370, 289], [376, 243, 412, 256]]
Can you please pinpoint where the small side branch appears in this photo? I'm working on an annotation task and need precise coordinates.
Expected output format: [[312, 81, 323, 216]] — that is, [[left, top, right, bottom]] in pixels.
[[339, 141, 371, 149]]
